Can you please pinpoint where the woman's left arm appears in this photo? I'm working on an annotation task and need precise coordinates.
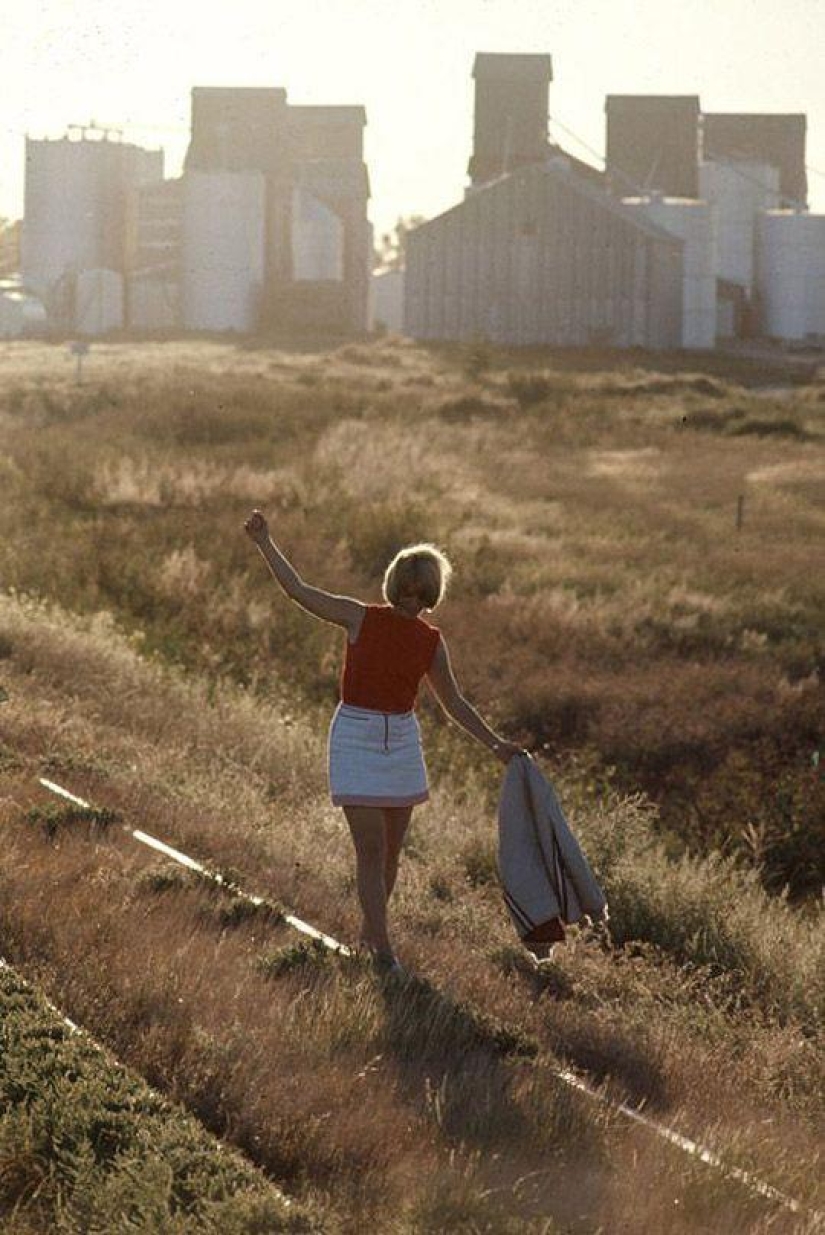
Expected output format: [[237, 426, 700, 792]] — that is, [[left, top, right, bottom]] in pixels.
[[244, 509, 363, 631]]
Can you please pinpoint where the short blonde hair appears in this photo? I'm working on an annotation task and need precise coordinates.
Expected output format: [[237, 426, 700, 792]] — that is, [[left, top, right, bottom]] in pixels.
[[382, 542, 453, 611]]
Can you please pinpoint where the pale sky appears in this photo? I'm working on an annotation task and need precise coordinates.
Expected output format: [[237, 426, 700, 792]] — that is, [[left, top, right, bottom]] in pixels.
[[2, 0, 824, 239]]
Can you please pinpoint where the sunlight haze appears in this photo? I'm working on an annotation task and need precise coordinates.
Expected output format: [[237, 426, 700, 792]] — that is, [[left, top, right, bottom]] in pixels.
[[2, 0, 824, 237]]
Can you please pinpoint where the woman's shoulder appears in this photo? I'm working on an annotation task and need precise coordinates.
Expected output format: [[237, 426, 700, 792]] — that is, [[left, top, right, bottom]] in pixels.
[[417, 615, 442, 645]]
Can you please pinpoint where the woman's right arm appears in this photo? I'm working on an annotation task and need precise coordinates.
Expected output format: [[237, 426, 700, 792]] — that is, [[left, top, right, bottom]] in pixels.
[[244, 509, 363, 633], [425, 637, 525, 763]]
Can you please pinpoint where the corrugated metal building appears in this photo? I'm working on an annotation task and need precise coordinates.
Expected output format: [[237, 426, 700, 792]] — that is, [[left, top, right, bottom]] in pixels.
[[405, 157, 683, 348], [409, 59, 817, 352]]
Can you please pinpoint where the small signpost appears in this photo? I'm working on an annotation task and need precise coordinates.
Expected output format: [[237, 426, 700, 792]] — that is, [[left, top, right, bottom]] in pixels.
[[69, 340, 90, 385]]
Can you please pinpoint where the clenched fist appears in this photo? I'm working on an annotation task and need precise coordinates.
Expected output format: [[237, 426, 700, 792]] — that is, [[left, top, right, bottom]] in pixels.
[[244, 509, 269, 545]]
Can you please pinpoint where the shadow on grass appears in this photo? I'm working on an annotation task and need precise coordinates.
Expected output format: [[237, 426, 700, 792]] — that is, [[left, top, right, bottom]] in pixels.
[[371, 964, 541, 1150], [495, 944, 671, 1113]]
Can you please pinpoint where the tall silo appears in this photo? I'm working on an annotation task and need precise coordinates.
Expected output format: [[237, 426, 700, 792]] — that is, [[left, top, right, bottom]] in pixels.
[[182, 169, 266, 332], [21, 132, 163, 325], [699, 159, 780, 293], [21, 137, 104, 301], [75, 268, 124, 335], [185, 86, 292, 292], [622, 194, 716, 349], [756, 211, 825, 341]]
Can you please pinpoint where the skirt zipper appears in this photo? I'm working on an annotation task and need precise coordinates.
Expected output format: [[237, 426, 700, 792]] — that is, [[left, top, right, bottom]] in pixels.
[[383, 714, 389, 753]]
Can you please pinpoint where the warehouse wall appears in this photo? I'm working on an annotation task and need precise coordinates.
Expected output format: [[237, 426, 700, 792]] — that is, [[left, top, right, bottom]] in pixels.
[[405, 162, 682, 349]]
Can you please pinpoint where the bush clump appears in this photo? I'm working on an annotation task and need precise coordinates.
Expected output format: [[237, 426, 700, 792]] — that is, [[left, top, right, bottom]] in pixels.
[[0, 961, 314, 1231]]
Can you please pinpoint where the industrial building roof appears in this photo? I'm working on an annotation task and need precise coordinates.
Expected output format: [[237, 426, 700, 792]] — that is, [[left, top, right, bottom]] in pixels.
[[289, 106, 367, 124], [472, 53, 553, 80], [415, 157, 684, 249], [605, 94, 700, 110], [190, 85, 288, 101], [546, 143, 604, 188], [702, 112, 807, 205]]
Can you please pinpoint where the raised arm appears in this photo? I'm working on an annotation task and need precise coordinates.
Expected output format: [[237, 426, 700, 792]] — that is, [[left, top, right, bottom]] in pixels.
[[425, 635, 526, 764], [244, 509, 364, 633]]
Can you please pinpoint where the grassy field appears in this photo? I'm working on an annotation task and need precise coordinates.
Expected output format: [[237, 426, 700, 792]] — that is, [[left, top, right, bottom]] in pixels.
[[0, 336, 822, 894], [0, 337, 823, 1232]]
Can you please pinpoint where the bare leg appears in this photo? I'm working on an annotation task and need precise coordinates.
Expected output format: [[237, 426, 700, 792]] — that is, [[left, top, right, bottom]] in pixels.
[[343, 805, 392, 955], [382, 805, 414, 901]]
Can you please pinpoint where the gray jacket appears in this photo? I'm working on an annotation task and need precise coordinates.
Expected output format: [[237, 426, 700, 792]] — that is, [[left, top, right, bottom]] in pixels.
[[497, 753, 608, 943]]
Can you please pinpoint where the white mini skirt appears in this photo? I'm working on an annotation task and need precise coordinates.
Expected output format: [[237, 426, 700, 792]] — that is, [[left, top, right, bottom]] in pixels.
[[327, 702, 430, 808]]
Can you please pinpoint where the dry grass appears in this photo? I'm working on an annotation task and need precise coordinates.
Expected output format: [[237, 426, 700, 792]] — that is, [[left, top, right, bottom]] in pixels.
[[0, 591, 822, 1231], [0, 337, 823, 1230]]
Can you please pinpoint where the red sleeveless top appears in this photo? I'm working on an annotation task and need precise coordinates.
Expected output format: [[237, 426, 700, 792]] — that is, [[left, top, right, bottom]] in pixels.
[[340, 604, 441, 713]]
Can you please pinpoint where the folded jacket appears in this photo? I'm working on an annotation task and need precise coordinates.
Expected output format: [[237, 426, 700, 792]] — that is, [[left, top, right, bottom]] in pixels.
[[497, 753, 608, 945]]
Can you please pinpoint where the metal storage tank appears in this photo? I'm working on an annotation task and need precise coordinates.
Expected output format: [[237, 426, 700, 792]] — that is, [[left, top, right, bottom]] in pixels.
[[291, 188, 344, 281], [21, 138, 104, 300], [21, 135, 163, 309], [699, 159, 780, 293], [126, 273, 180, 331], [75, 269, 124, 334], [756, 211, 825, 340], [622, 194, 716, 348], [182, 170, 266, 332]]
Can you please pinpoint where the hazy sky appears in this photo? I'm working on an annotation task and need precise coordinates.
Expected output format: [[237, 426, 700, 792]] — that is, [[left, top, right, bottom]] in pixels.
[[2, 0, 824, 238]]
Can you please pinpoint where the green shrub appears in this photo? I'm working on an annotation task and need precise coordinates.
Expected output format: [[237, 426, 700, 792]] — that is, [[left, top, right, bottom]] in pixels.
[[0, 962, 313, 1231]]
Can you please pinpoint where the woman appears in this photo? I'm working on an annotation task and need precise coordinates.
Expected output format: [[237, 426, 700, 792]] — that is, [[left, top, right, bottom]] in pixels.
[[244, 508, 525, 971]]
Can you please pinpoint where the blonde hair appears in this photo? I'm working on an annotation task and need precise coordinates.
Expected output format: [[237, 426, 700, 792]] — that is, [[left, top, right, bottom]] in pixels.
[[382, 542, 453, 611]]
